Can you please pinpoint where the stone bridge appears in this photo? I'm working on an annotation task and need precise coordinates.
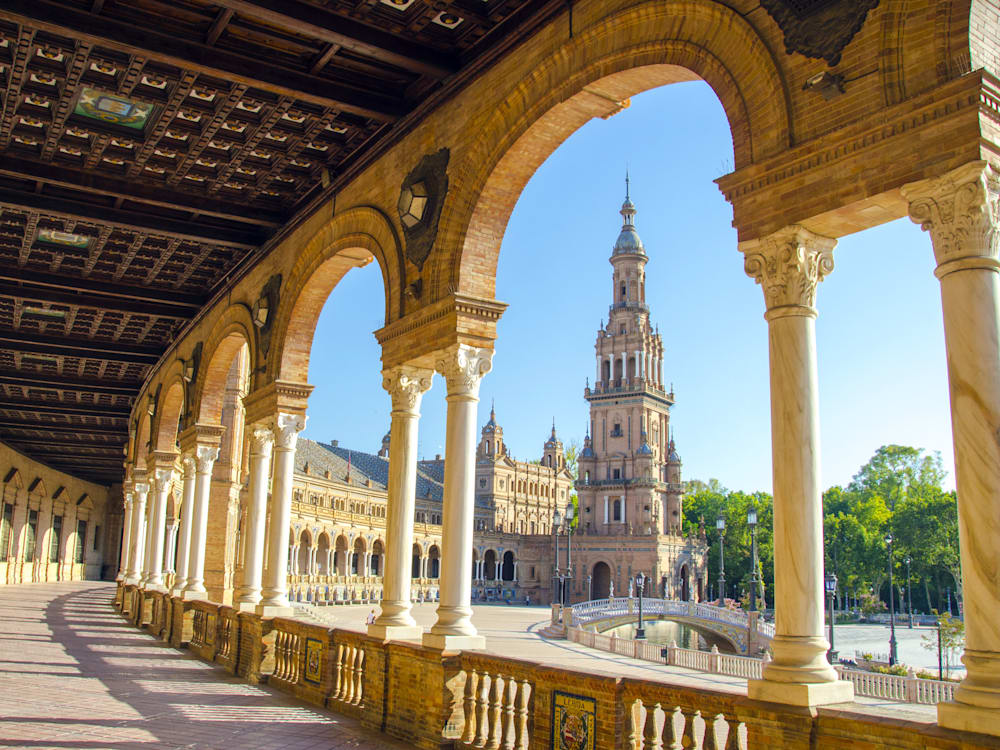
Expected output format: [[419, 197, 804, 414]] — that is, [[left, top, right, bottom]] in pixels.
[[567, 598, 774, 656]]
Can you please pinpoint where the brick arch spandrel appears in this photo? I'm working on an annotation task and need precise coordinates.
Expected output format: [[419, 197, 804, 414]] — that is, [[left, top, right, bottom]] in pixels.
[[268, 206, 401, 386], [193, 304, 255, 426], [151, 376, 186, 454], [134, 411, 152, 471], [429, 0, 789, 302]]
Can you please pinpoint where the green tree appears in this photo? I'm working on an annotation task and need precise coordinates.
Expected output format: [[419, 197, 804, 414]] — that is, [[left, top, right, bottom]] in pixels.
[[922, 611, 965, 677], [563, 439, 580, 481]]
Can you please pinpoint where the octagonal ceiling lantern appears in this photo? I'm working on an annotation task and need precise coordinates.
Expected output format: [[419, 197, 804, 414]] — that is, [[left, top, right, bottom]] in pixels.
[[398, 180, 429, 229]]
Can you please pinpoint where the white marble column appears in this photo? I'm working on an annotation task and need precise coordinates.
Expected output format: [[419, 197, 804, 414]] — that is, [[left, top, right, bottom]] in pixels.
[[371, 365, 432, 640], [903, 162, 1000, 735], [257, 412, 305, 616], [237, 425, 273, 611], [424, 344, 493, 650], [139, 493, 154, 585], [513, 561, 518, 582], [595, 356, 601, 386], [125, 482, 148, 585], [182, 445, 219, 600], [145, 467, 174, 592], [117, 491, 133, 581], [741, 225, 852, 707], [163, 520, 178, 575], [172, 455, 196, 595]]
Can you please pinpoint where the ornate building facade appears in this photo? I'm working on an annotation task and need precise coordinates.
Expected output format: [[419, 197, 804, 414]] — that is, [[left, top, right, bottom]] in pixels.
[[281, 187, 707, 607]]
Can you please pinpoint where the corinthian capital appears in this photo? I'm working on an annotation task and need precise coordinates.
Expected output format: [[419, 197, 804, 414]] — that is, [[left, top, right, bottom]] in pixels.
[[902, 161, 1000, 275], [133, 481, 150, 501], [274, 412, 306, 450], [181, 453, 196, 477], [249, 424, 275, 455], [195, 445, 220, 473], [435, 344, 493, 398], [154, 468, 176, 494], [740, 225, 836, 313], [383, 365, 434, 412]]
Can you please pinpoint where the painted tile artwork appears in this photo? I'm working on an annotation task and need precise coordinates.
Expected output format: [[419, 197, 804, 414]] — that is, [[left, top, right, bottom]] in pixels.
[[304, 638, 323, 684], [37, 229, 90, 249], [73, 88, 154, 129], [551, 691, 596, 750]]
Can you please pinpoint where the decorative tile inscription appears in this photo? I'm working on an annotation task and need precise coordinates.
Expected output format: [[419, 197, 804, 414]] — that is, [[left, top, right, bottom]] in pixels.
[[552, 690, 596, 750]]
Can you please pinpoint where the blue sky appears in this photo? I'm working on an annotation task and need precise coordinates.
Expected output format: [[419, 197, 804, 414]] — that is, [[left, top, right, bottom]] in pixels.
[[304, 81, 955, 493]]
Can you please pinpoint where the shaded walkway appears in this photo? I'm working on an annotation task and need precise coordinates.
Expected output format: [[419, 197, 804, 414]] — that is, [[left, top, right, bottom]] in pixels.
[[0, 582, 408, 749]]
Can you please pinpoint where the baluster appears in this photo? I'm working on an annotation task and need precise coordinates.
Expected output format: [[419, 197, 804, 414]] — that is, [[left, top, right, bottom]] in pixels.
[[475, 672, 491, 747], [333, 644, 344, 700], [343, 646, 356, 704], [462, 670, 480, 744], [352, 647, 364, 705], [486, 673, 503, 749], [274, 632, 285, 679], [292, 634, 301, 683], [502, 676, 517, 750], [723, 715, 743, 750], [626, 698, 642, 750], [702, 714, 724, 750], [643, 701, 663, 750], [680, 710, 699, 750], [515, 679, 531, 750]]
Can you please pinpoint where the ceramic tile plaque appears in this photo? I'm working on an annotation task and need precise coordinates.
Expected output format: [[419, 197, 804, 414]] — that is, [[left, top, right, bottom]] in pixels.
[[551, 691, 595, 750]]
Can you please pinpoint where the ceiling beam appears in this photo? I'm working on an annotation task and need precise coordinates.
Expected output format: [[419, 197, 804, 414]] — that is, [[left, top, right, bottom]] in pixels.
[[0, 156, 284, 228], [0, 399, 130, 417], [0, 418, 126, 435], [0, 333, 161, 365], [0, 268, 203, 312], [208, 0, 457, 79], [0, 186, 262, 248], [1, 2, 406, 121], [6, 436, 125, 449], [0, 280, 195, 319], [0, 371, 136, 396]]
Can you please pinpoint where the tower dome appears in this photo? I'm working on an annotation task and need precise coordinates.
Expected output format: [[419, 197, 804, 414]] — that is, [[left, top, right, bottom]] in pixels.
[[612, 174, 645, 256]]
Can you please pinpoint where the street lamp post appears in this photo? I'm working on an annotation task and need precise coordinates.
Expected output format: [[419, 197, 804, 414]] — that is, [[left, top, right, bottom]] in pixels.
[[946, 585, 952, 616], [886, 533, 898, 666], [564, 503, 575, 606], [825, 573, 838, 664], [552, 508, 562, 607], [747, 507, 759, 612], [716, 517, 726, 608], [905, 556, 913, 629], [586, 574, 592, 602], [635, 572, 646, 639]]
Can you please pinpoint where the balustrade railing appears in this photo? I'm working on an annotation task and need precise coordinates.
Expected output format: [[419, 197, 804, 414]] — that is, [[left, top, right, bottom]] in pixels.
[[624, 679, 747, 750], [836, 666, 956, 704], [458, 653, 534, 749], [570, 597, 768, 633]]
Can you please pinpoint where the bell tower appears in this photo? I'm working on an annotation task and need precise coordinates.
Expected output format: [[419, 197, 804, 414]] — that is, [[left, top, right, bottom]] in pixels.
[[576, 177, 683, 536]]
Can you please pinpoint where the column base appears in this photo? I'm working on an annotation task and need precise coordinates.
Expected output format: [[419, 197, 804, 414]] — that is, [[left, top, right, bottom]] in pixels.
[[124, 575, 140, 585], [748, 678, 853, 707], [422, 632, 486, 651], [255, 603, 293, 618], [938, 702, 1000, 737], [368, 623, 423, 641], [181, 589, 208, 601], [238, 600, 261, 613], [144, 583, 168, 593]]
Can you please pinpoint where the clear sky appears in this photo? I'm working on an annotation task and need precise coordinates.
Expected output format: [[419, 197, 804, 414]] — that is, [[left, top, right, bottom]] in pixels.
[[304, 81, 955, 494]]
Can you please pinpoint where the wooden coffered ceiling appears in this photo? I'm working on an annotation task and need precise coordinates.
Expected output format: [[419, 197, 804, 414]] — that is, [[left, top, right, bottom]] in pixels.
[[0, 0, 564, 486]]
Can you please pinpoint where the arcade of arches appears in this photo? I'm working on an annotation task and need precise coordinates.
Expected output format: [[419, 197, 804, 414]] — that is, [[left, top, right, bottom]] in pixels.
[[3, 0, 1000, 745]]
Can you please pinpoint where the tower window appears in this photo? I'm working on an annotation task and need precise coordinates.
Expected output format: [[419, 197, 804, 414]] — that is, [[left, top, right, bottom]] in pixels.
[[621, 282, 626, 299], [619, 325, 626, 334], [613, 468, 621, 479], [613, 499, 622, 521]]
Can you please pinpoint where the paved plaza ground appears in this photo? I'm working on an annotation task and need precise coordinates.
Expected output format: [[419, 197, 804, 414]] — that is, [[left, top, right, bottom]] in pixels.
[[0, 583, 938, 750]]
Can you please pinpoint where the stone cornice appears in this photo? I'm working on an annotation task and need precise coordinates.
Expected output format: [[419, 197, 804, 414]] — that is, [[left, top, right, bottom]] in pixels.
[[242, 379, 315, 425], [716, 72, 993, 229], [178, 423, 225, 453]]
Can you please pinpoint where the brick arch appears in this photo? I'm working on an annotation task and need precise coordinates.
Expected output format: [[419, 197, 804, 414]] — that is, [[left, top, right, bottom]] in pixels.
[[151, 372, 186, 454], [133, 411, 152, 470], [430, 0, 789, 301], [193, 304, 256, 426], [268, 206, 402, 385]]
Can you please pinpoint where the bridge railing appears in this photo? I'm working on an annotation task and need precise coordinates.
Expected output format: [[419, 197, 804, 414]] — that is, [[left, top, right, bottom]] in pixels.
[[570, 597, 771, 632]]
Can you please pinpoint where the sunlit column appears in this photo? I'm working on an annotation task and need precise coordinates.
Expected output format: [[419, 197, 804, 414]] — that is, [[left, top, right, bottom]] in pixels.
[[257, 412, 305, 616], [424, 344, 493, 650], [741, 225, 852, 707], [903, 162, 1000, 735], [370, 365, 432, 639], [595, 355, 601, 386], [117, 489, 134, 581], [125, 481, 148, 585], [182, 445, 219, 600], [139, 491, 154, 585], [163, 520, 178, 576], [237, 425, 273, 610], [145, 467, 174, 591], [172, 455, 196, 595]]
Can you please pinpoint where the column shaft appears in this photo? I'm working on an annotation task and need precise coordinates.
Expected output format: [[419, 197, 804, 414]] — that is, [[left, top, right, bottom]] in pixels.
[[182, 445, 219, 599], [237, 425, 273, 610], [145, 468, 174, 591], [117, 495, 133, 581], [257, 412, 305, 616], [125, 483, 148, 585], [424, 345, 492, 650], [172, 456, 196, 595]]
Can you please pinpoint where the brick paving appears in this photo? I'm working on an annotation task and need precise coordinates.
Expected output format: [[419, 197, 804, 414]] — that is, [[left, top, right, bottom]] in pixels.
[[0, 582, 410, 750]]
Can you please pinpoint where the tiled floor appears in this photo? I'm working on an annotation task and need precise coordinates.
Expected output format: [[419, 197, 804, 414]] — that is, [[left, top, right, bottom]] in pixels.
[[0, 582, 411, 749]]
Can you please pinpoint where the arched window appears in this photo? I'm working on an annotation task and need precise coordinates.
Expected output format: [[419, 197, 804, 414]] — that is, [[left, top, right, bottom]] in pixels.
[[613, 499, 622, 522]]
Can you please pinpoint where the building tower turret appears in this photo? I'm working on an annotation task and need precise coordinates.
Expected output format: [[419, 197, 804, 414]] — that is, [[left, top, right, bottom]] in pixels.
[[577, 177, 680, 536], [542, 420, 564, 470], [477, 402, 505, 460]]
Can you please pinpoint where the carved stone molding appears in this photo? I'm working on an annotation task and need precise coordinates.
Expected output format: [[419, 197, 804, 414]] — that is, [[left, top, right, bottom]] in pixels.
[[435, 344, 493, 397], [181, 453, 197, 477], [154, 468, 176, 493], [255, 274, 282, 356], [398, 148, 449, 270], [740, 225, 837, 312], [383, 365, 434, 413], [274, 412, 306, 450], [902, 161, 1000, 275], [249, 425, 275, 456], [133, 481, 150, 500], [760, 0, 879, 67]]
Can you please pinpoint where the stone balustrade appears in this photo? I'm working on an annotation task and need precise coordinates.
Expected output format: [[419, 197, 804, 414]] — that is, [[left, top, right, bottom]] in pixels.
[[114, 582, 998, 749]]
